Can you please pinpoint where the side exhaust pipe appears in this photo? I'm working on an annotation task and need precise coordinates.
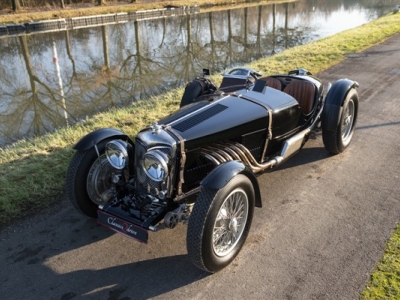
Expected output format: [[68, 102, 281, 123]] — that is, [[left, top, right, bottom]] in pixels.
[[201, 128, 310, 173]]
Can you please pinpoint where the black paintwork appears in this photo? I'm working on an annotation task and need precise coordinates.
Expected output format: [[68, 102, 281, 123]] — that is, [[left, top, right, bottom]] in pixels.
[[322, 79, 359, 131], [72, 68, 357, 233], [160, 87, 300, 150], [200, 160, 262, 207], [74, 128, 134, 151]]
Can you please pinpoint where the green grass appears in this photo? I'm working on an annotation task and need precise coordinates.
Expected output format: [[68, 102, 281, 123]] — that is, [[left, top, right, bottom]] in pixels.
[[0, 0, 292, 25], [0, 7, 399, 299], [246, 13, 400, 74], [361, 225, 400, 299], [0, 91, 183, 223], [1, 0, 399, 230]]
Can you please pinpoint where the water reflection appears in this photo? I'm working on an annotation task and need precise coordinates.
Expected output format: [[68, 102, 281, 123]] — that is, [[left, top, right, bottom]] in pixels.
[[0, 0, 396, 146]]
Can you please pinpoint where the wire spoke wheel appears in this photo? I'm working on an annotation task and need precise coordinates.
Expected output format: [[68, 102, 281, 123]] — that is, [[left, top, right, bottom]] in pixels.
[[187, 175, 255, 273], [213, 188, 248, 257], [322, 88, 358, 154], [87, 154, 115, 205], [66, 138, 117, 218], [341, 98, 355, 145]]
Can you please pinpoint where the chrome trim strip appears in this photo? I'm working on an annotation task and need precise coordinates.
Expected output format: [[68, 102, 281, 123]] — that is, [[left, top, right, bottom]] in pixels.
[[164, 126, 186, 196]]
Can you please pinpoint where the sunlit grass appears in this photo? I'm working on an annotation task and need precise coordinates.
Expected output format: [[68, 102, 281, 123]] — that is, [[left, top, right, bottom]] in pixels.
[[1, 6, 399, 227], [0, 90, 184, 224], [0, 7, 399, 299], [361, 225, 400, 299], [0, 0, 293, 25], [1, 10, 399, 225], [248, 13, 400, 75]]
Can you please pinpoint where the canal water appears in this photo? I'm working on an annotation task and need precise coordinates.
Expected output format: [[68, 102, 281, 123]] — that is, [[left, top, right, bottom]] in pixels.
[[0, 0, 396, 146]]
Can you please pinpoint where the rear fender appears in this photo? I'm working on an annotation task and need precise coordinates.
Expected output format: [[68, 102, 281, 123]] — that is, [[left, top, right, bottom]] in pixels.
[[322, 79, 359, 131], [201, 161, 262, 208], [74, 128, 134, 151]]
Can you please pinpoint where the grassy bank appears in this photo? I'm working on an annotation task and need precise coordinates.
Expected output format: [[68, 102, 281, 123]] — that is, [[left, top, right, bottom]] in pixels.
[[0, 0, 286, 24], [361, 224, 400, 299], [0, 7, 399, 299]]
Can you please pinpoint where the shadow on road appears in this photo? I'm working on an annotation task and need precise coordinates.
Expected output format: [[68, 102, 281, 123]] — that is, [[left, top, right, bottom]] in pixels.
[[357, 120, 400, 130], [1, 203, 209, 299], [54, 254, 208, 299]]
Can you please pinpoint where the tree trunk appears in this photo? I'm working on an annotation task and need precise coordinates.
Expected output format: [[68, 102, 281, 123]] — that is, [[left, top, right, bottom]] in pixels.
[[97, 0, 106, 6], [60, 0, 65, 9], [11, 0, 21, 11]]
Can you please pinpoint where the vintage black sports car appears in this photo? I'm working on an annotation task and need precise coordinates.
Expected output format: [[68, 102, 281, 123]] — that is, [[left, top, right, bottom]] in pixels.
[[66, 67, 359, 273]]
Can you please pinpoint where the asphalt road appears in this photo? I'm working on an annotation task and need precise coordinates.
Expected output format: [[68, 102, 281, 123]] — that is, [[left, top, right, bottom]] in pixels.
[[1, 34, 400, 300]]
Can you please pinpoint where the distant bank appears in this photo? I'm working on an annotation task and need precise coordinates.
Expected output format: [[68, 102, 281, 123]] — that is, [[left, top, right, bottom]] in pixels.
[[0, 5, 200, 36]]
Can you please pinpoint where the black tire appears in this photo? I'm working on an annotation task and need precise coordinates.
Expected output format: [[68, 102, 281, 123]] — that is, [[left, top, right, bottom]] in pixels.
[[187, 175, 255, 273], [65, 139, 115, 218], [180, 80, 204, 107], [322, 88, 359, 154]]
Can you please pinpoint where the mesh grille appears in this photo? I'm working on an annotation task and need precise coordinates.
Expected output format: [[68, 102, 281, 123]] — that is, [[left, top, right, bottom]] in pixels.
[[184, 163, 214, 184]]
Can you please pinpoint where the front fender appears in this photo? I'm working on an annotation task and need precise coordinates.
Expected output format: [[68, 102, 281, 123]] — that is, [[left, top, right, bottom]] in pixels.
[[201, 160, 262, 207], [74, 128, 134, 151], [322, 79, 359, 131]]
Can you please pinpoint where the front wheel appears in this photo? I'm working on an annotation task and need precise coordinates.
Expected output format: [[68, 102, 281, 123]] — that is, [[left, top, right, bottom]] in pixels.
[[187, 175, 255, 273], [65, 139, 116, 218], [322, 88, 359, 154]]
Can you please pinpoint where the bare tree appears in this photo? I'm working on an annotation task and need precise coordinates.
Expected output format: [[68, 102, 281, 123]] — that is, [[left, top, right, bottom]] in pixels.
[[11, 0, 21, 11], [97, 0, 106, 6], [60, 0, 65, 9]]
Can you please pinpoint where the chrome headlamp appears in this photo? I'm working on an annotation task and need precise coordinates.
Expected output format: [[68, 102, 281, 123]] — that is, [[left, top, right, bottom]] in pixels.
[[142, 150, 169, 182], [105, 140, 128, 170]]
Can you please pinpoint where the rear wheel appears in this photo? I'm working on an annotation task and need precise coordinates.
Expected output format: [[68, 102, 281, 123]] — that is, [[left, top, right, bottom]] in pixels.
[[66, 139, 116, 218], [187, 175, 255, 273], [322, 88, 358, 154]]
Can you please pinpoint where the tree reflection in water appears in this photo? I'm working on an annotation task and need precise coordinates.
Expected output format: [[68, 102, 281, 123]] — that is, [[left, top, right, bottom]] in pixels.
[[0, 0, 396, 146]]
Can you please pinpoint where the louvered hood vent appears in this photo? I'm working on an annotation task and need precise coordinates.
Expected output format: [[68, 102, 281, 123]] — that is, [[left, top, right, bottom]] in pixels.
[[172, 104, 228, 132]]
